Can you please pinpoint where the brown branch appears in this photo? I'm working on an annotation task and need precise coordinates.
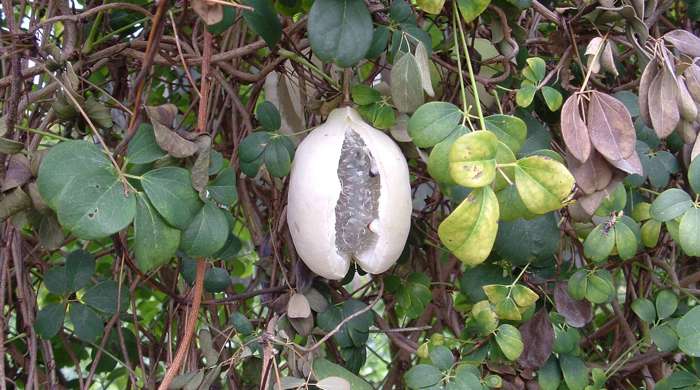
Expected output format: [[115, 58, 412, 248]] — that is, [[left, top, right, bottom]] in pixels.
[[157, 260, 206, 390]]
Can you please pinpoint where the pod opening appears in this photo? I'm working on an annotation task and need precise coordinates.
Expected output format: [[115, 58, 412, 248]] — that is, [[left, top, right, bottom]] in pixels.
[[334, 129, 380, 260]]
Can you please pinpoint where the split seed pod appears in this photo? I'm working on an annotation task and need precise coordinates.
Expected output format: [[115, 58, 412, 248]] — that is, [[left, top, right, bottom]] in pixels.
[[287, 107, 412, 280]]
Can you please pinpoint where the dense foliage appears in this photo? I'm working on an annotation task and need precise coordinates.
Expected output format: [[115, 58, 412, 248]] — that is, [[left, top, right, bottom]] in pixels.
[[2, 0, 700, 388]]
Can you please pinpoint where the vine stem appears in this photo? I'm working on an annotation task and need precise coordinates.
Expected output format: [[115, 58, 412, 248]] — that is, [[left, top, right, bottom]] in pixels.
[[158, 28, 213, 390], [454, 3, 486, 131]]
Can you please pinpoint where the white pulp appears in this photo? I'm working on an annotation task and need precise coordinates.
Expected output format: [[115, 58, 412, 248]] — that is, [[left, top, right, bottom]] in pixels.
[[335, 129, 380, 258]]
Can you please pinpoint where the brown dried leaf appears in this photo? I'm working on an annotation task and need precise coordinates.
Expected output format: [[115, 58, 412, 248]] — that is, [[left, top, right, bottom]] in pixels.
[[677, 120, 698, 144], [677, 78, 698, 121], [561, 95, 592, 163], [638, 59, 658, 127], [1, 154, 31, 192], [587, 91, 636, 160], [600, 42, 618, 77], [663, 29, 700, 58], [191, 0, 224, 25], [289, 316, 314, 336], [554, 283, 592, 328], [567, 150, 612, 194], [191, 135, 212, 193], [578, 176, 622, 215], [288, 293, 311, 319], [683, 64, 700, 103], [605, 149, 643, 176], [585, 37, 604, 74], [518, 308, 554, 370], [144, 105, 198, 158], [648, 68, 681, 139], [0, 187, 31, 222]]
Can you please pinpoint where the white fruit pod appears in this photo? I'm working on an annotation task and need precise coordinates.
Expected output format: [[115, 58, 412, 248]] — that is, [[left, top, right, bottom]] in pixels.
[[287, 107, 412, 280]]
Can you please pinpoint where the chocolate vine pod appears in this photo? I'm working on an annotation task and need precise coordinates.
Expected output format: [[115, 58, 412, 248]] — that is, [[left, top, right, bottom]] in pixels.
[[287, 107, 412, 280]]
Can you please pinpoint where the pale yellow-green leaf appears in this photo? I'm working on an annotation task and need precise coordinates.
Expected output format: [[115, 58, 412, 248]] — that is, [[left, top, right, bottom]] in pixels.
[[448, 130, 498, 188], [514, 156, 575, 214], [438, 186, 499, 266]]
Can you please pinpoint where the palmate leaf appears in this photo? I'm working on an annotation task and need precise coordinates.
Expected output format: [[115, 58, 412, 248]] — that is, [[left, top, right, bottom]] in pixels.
[[448, 130, 499, 188]]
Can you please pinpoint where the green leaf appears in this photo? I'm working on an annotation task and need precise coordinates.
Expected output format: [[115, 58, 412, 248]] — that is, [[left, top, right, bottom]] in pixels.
[[397, 273, 432, 319], [127, 124, 167, 164], [204, 267, 231, 293], [677, 306, 700, 356], [688, 157, 700, 194], [483, 284, 509, 304], [472, 300, 499, 335], [180, 203, 229, 257], [417, 0, 446, 14], [207, 167, 237, 206], [44, 266, 70, 295], [239, 132, 272, 162], [84, 97, 113, 129], [650, 189, 693, 222], [541, 86, 563, 111], [447, 369, 481, 390], [495, 324, 524, 361], [404, 364, 442, 389], [429, 346, 454, 370], [495, 297, 521, 321], [457, 0, 490, 23], [525, 57, 547, 82], [408, 102, 462, 148], [583, 223, 615, 262], [365, 26, 390, 59], [230, 312, 254, 335], [484, 114, 527, 154], [69, 303, 103, 342], [585, 270, 614, 304], [495, 185, 536, 222], [448, 130, 498, 188], [568, 269, 588, 300], [242, 0, 282, 47], [641, 219, 662, 247], [390, 0, 413, 23], [514, 156, 574, 214], [134, 193, 180, 272], [656, 290, 678, 320], [679, 207, 700, 256], [142, 167, 203, 229], [35, 303, 66, 339], [512, 284, 539, 307], [438, 186, 499, 266], [391, 53, 424, 113], [358, 102, 396, 129], [37, 141, 113, 209], [84, 280, 127, 314], [312, 359, 373, 390], [631, 298, 656, 323], [57, 168, 136, 239], [494, 212, 559, 265], [308, 0, 373, 67], [427, 127, 466, 185], [263, 136, 292, 177], [650, 324, 678, 352], [351, 85, 381, 105], [255, 101, 281, 131], [559, 354, 589, 390], [516, 84, 537, 107], [207, 6, 236, 34], [614, 220, 637, 260], [65, 249, 95, 292], [538, 357, 562, 390]]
